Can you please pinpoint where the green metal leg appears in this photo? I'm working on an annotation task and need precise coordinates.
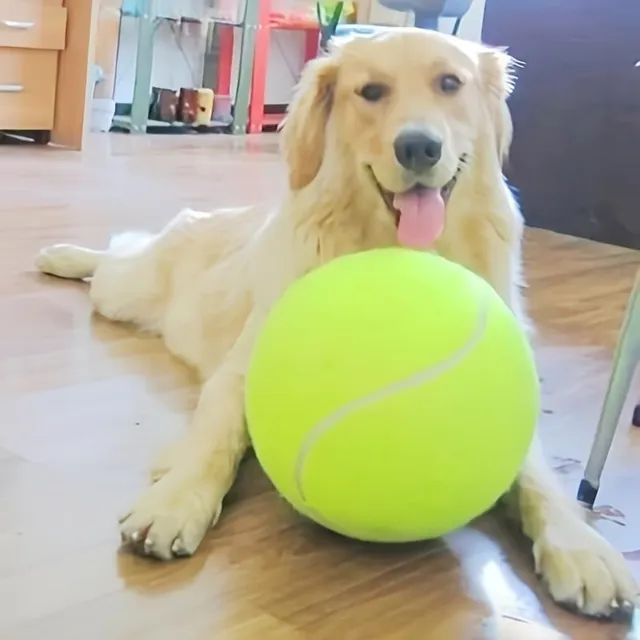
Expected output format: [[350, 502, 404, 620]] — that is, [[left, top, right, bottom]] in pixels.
[[231, 0, 259, 135], [202, 21, 217, 90], [129, 0, 157, 133]]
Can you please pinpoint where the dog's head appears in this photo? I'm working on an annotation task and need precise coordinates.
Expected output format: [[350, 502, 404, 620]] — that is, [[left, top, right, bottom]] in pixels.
[[281, 30, 516, 249]]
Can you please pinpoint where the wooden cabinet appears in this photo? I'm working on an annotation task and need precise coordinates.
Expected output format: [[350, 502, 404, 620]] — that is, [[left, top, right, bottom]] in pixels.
[[0, 0, 97, 149], [0, 2, 67, 50], [482, 0, 640, 250], [0, 49, 59, 129]]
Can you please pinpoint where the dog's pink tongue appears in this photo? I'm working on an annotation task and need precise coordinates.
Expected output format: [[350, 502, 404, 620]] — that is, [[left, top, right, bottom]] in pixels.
[[394, 188, 445, 250]]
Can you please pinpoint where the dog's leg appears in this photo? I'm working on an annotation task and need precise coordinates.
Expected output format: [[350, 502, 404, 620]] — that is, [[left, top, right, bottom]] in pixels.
[[511, 439, 637, 616], [39, 229, 173, 330], [37, 244, 106, 279], [119, 368, 248, 559], [451, 213, 637, 615], [119, 312, 261, 560]]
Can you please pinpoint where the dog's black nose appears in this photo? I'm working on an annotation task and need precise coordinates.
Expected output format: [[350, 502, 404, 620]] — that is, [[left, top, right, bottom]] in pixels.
[[394, 128, 443, 172]]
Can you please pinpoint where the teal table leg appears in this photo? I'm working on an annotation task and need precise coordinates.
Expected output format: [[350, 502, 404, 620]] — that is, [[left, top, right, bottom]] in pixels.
[[202, 20, 216, 90], [129, 0, 156, 133], [231, 0, 259, 134]]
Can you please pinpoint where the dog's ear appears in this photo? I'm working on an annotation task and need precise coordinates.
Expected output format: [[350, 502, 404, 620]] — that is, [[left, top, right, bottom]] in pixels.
[[477, 47, 518, 163], [280, 54, 338, 191]]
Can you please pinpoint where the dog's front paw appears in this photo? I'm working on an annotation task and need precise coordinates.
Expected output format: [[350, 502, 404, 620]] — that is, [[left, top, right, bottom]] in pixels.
[[533, 517, 638, 617], [119, 470, 223, 560]]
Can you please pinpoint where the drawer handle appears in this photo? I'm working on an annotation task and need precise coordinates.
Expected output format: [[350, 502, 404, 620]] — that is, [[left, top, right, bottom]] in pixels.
[[2, 20, 35, 29], [0, 84, 24, 93]]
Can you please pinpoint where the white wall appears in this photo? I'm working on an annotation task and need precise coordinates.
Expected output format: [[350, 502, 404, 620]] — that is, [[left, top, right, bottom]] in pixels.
[[365, 0, 486, 40], [112, 0, 486, 106], [443, 0, 486, 41]]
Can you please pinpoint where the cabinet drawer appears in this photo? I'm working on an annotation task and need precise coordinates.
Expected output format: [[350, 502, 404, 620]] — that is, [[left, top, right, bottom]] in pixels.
[[0, 49, 58, 130], [0, 3, 66, 50]]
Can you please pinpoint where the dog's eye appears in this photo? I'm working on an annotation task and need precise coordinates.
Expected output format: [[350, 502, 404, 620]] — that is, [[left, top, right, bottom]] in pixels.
[[357, 83, 389, 103], [438, 73, 463, 95]]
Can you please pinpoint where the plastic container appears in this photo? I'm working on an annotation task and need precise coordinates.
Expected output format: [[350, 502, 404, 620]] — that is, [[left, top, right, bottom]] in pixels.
[[91, 98, 116, 132], [212, 94, 233, 122]]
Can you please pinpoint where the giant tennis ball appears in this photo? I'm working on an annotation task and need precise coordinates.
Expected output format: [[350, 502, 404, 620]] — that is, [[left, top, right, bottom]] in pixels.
[[245, 248, 539, 542]]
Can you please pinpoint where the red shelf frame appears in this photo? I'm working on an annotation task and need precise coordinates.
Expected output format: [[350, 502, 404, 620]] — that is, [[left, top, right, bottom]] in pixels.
[[215, 0, 321, 133]]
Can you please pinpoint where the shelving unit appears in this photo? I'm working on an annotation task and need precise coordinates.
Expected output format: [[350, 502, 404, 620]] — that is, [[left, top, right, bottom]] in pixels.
[[112, 0, 261, 134], [214, 3, 321, 133], [107, 0, 469, 136], [0, 0, 98, 150]]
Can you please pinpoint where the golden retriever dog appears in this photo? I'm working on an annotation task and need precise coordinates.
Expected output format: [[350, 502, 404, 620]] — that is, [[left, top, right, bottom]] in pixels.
[[36, 30, 636, 617]]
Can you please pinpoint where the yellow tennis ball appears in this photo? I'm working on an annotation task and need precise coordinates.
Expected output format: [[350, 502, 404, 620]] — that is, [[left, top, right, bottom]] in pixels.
[[245, 248, 539, 542]]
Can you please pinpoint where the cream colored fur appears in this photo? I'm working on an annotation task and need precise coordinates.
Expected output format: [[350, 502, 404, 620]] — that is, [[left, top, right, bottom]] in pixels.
[[36, 31, 636, 617]]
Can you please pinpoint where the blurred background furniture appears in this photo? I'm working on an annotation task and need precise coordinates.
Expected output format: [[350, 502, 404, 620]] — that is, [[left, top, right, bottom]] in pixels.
[[239, 0, 473, 131], [376, 0, 471, 33], [114, 0, 237, 134], [105, 0, 475, 135], [578, 271, 640, 507], [0, 0, 98, 149], [113, 0, 326, 134], [214, 0, 324, 133]]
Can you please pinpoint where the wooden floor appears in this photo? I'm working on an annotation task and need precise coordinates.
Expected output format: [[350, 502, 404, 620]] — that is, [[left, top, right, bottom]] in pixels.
[[0, 134, 639, 639]]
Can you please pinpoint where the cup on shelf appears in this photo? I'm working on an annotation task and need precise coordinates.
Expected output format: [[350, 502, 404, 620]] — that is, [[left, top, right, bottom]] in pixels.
[[149, 87, 178, 123], [195, 89, 215, 126]]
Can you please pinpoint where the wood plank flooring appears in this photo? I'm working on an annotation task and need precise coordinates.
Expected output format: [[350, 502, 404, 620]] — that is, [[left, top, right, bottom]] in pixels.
[[0, 134, 638, 639]]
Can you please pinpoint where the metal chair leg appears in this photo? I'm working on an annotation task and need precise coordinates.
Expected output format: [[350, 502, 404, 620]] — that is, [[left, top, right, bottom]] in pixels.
[[633, 403, 640, 427], [578, 273, 640, 507]]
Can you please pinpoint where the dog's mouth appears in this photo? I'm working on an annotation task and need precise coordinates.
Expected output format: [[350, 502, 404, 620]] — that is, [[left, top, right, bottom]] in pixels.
[[368, 160, 465, 250]]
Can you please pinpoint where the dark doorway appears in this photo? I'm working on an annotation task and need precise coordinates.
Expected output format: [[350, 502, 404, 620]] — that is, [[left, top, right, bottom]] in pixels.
[[482, 0, 640, 250]]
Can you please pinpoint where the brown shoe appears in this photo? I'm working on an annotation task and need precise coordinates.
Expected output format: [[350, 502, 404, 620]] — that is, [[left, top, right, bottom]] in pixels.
[[177, 88, 198, 124], [149, 87, 178, 123]]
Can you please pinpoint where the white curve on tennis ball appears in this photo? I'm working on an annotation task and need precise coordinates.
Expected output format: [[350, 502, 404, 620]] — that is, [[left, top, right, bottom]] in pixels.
[[293, 292, 490, 504]]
